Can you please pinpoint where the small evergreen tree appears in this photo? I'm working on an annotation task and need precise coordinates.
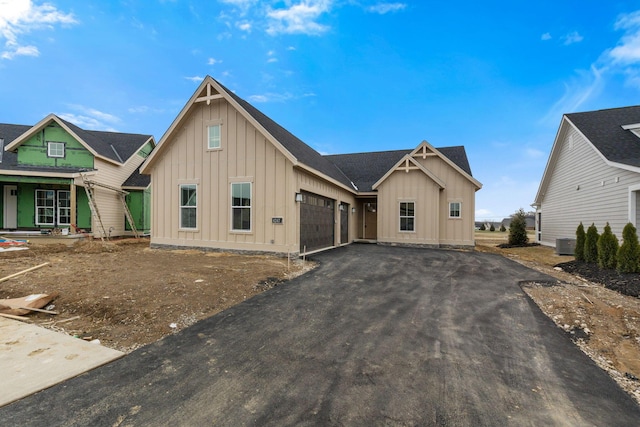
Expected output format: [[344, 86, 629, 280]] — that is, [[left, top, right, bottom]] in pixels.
[[574, 222, 586, 261], [584, 223, 599, 263], [617, 222, 640, 273], [597, 223, 618, 269], [500, 225, 506, 232], [508, 208, 528, 246], [479, 224, 486, 231], [489, 224, 495, 232]]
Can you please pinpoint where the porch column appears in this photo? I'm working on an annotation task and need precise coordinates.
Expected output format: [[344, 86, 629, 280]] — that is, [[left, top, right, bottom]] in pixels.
[[70, 181, 76, 230]]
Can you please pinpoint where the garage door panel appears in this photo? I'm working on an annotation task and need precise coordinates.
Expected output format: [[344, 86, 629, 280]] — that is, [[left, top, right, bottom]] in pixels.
[[300, 192, 334, 252]]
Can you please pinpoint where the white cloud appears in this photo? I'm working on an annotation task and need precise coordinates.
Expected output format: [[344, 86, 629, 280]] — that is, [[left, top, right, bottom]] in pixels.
[[267, 57, 278, 63], [236, 20, 252, 32], [58, 105, 121, 132], [266, 0, 333, 35], [562, 31, 583, 45], [185, 75, 205, 83], [1, 43, 37, 59], [366, 3, 407, 15], [541, 65, 604, 124], [609, 11, 640, 64], [207, 57, 223, 65], [247, 92, 294, 103], [0, 0, 77, 60], [541, 32, 551, 41]]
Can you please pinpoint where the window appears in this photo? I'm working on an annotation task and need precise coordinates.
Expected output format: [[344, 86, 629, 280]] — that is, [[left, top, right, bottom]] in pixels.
[[449, 202, 461, 218], [180, 184, 197, 229], [231, 182, 251, 231], [35, 190, 55, 225], [57, 190, 71, 225], [47, 141, 65, 158], [399, 201, 415, 231], [207, 124, 221, 149]]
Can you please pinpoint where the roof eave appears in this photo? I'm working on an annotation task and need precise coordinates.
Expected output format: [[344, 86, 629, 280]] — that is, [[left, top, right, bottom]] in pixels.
[[295, 164, 357, 194]]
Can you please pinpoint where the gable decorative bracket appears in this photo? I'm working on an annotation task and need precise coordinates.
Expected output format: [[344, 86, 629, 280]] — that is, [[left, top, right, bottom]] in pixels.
[[399, 158, 419, 173], [195, 83, 224, 105], [412, 144, 437, 159]]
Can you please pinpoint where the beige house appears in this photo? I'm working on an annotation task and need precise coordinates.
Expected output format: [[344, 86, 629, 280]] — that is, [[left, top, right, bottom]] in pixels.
[[140, 76, 481, 255]]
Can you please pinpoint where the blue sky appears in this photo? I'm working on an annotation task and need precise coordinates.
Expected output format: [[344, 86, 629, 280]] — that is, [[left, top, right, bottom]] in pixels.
[[2, 1, 640, 221]]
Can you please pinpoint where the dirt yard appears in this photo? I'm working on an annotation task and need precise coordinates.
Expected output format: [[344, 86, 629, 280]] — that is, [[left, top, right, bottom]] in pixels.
[[475, 231, 640, 404], [2, 234, 640, 404], [0, 239, 311, 353]]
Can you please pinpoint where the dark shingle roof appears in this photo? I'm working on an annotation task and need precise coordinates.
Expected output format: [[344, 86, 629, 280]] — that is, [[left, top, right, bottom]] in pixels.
[[122, 169, 151, 188], [566, 106, 640, 168], [325, 146, 473, 192], [58, 117, 152, 163], [325, 150, 409, 192], [0, 123, 29, 171], [217, 79, 354, 189], [0, 119, 153, 176], [215, 79, 474, 192]]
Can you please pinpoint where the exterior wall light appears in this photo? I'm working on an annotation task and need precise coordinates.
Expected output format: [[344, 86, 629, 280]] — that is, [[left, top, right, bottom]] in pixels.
[[295, 192, 303, 202]]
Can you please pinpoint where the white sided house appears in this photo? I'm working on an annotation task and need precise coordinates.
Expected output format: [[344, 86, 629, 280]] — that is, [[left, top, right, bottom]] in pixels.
[[533, 106, 640, 247], [140, 76, 482, 256]]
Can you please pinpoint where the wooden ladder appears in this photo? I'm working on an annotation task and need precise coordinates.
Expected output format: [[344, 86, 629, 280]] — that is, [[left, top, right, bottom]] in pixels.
[[81, 174, 140, 240]]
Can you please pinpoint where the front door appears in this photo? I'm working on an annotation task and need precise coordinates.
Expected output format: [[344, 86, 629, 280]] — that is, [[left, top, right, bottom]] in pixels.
[[363, 202, 377, 239], [3, 185, 17, 229]]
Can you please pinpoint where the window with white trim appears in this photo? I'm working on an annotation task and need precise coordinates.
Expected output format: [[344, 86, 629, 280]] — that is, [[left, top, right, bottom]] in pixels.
[[207, 124, 221, 149], [179, 184, 197, 229], [47, 141, 65, 158], [449, 201, 461, 218], [399, 201, 415, 232], [35, 189, 55, 225], [231, 182, 251, 231]]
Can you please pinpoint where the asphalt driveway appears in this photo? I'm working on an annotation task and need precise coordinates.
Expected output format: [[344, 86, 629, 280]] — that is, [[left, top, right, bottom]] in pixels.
[[2, 245, 639, 426]]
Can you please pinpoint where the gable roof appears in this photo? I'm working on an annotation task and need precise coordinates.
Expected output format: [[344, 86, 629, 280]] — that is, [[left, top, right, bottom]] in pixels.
[[324, 149, 409, 192], [142, 75, 480, 194], [4, 114, 154, 166], [534, 105, 640, 206], [325, 145, 476, 192], [565, 106, 640, 168], [142, 76, 354, 191]]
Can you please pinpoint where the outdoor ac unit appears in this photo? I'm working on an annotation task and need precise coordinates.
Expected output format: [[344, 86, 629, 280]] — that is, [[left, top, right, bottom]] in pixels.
[[556, 238, 576, 256]]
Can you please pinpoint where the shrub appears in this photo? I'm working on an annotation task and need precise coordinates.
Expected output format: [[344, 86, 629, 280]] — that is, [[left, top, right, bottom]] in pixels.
[[500, 225, 506, 232], [574, 222, 586, 261], [479, 224, 486, 231], [584, 223, 599, 263], [617, 222, 640, 274], [489, 224, 495, 232], [597, 223, 618, 269], [508, 208, 528, 246]]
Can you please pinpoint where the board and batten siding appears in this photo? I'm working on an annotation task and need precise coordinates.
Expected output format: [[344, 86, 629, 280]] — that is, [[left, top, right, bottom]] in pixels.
[[417, 153, 477, 246], [539, 125, 640, 246], [148, 98, 300, 254], [376, 169, 441, 245], [375, 153, 477, 247]]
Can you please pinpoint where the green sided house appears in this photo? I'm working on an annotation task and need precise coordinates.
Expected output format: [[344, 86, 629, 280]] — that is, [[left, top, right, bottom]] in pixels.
[[140, 76, 481, 256], [0, 114, 155, 238]]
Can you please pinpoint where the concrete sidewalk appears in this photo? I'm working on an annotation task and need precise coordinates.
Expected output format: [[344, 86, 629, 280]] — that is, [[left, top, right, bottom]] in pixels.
[[0, 317, 123, 407]]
